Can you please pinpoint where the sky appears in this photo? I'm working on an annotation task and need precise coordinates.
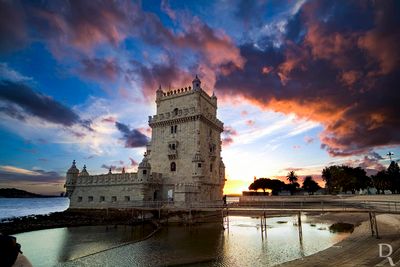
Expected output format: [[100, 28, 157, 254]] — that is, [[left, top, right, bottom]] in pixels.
[[0, 0, 399, 195]]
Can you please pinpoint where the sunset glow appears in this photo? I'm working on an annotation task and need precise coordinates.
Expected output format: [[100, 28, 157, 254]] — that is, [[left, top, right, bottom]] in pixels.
[[0, 0, 399, 195]]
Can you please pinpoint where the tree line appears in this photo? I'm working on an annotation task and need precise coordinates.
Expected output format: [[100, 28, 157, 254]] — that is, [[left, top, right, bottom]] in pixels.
[[323, 161, 400, 194], [248, 171, 321, 195], [248, 161, 400, 195]]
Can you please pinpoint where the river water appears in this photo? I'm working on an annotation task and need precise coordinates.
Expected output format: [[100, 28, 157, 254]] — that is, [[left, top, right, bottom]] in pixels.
[[14, 215, 348, 267], [2, 198, 350, 266], [0, 197, 69, 220]]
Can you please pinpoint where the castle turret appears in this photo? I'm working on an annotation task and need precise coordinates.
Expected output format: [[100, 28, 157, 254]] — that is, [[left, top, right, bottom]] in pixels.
[[79, 165, 89, 176], [65, 160, 79, 198], [156, 85, 163, 99], [138, 153, 151, 181], [192, 75, 201, 91]]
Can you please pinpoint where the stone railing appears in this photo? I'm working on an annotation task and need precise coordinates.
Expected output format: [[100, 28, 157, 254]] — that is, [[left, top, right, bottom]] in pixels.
[[75, 172, 162, 186]]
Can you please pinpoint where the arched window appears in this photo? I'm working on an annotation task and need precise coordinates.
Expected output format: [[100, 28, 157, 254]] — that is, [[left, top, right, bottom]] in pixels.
[[173, 108, 178, 116], [170, 162, 176, 172]]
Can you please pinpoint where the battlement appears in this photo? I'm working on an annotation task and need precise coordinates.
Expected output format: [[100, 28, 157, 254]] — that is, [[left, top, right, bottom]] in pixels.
[[162, 86, 193, 97], [75, 172, 162, 186]]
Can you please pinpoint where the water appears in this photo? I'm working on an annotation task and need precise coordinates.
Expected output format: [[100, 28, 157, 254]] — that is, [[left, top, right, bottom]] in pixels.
[[15, 224, 155, 267], [13, 215, 349, 267], [0, 198, 69, 220]]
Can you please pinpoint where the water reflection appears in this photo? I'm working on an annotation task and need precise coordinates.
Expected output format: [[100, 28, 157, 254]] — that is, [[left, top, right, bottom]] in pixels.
[[15, 215, 349, 267], [15, 224, 154, 267]]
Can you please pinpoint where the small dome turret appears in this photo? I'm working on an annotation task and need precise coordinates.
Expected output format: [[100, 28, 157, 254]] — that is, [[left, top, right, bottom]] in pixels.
[[139, 153, 151, 169], [192, 75, 201, 91], [156, 84, 163, 100], [138, 153, 151, 181], [79, 165, 89, 176], [67, 160, 79, 174]]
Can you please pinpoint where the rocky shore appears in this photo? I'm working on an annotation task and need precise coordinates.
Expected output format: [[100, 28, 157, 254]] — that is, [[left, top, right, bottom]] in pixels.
[[0, 209, 154, 235]]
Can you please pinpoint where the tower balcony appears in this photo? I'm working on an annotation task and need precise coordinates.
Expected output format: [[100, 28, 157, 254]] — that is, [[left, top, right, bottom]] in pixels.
[[209, 152, 216, 161], [168, 149, 178, 160]]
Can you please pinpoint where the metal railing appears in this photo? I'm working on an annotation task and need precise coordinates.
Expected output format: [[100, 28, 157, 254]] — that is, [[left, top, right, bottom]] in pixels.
[[233, 199, 400, 213], [72, 198, 400, 214]]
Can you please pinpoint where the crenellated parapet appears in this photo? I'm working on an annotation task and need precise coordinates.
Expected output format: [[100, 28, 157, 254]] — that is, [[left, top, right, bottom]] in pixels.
[[149, 109, 223, 132], [74, 172, 163, 186]]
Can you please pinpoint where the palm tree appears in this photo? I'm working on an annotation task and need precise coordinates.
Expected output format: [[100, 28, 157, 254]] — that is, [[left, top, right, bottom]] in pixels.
[[286, 171, 298, 184], [286, 171, 299, 195]]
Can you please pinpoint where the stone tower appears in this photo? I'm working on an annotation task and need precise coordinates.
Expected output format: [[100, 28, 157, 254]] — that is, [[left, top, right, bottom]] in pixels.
[[147, 75, 225, 204], [65, 160, 79, 197]]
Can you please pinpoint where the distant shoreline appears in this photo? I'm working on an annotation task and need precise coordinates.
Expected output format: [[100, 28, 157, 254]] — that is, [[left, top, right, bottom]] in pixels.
[[0, 188, 63, 198]]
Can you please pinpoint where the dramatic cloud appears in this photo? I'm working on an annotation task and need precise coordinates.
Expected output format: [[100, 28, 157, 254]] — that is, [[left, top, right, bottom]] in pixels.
[[222, 126, 238, 147], [115, 121, 149, 148], [27, 0, 132, 53], [130, 59, 193, 97], [0, 1, 27, 53], [80, 58, 121, 82], [216, 0, 400, 157], [0, 80, 85, 127], [0, 165, 63, 183], [1, 0, 244, 97]]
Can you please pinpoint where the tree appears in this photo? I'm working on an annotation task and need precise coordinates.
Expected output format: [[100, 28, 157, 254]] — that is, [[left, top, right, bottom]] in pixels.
[[249, 178, 270, 194], [387, 161, 400, 193], [248, 178, 285, 195], [286, 171, 298, 184], [322, 165, 371, 194], [372, 170, 390, 194], [302, 176, 321, 195], [286, 171, 299, 195]]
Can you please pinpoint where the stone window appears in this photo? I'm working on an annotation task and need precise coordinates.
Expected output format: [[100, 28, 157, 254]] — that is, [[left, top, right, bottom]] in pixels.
[[170, 162, 176, 172], [198, 163, 202, 168], [209, 144, 216, 153], [124, 196, 130, 202], [88, 196, 93, 202], [210, 164, 213, 172], [100, 196, 105, 202], [78, 196, 82, 202], [173, 108, 178, 116], [170, 125, 177, 134], [111, 196, 117, 202], [143, 170, 147, 175]]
